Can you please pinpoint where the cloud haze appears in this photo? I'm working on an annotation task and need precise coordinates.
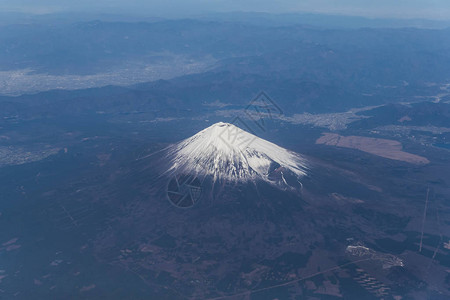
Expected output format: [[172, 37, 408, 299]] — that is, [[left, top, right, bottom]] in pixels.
[[1, 0, 449, 19]]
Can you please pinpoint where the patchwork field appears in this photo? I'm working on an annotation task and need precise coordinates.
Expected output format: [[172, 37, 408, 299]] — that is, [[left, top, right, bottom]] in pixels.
[[316, 133, 430, 164]]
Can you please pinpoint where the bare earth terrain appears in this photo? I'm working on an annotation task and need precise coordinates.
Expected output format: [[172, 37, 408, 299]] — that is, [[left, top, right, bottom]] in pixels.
[[316, 133, 430, 164]]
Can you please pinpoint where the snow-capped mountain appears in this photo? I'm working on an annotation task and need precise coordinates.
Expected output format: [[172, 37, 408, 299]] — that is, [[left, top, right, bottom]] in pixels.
[[165, 122, 308, 185]]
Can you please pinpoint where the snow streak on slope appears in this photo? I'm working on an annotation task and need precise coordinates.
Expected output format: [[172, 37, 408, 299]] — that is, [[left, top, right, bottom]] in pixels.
[[166, 122, 308, 183]]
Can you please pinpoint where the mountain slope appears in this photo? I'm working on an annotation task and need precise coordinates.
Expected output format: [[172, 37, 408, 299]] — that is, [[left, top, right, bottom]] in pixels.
[[165, 122, 308, 184]]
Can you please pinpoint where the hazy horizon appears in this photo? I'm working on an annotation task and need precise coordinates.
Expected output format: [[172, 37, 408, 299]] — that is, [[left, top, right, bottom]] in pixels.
[[1, 0, 450, 20]]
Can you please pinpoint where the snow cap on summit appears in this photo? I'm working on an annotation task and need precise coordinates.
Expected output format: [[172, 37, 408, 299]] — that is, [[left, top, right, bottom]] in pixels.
[[167, 122, 308, 183]]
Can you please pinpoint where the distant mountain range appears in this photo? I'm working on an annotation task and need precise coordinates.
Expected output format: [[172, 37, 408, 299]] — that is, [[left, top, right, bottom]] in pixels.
[[0, 16, 449, 98]]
